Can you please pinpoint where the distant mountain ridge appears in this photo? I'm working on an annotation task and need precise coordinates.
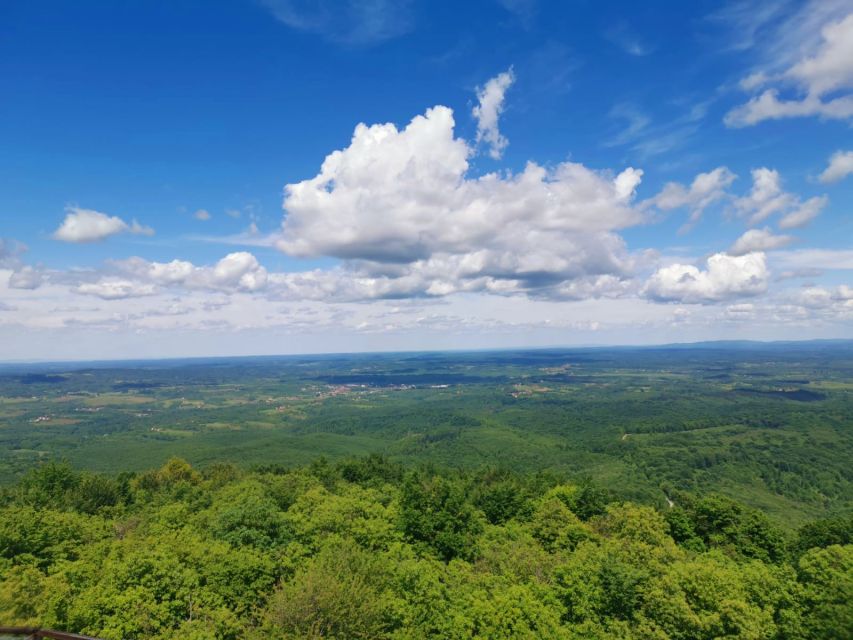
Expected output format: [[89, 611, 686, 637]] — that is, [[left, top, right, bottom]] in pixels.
[[2, 338, 853, 371]]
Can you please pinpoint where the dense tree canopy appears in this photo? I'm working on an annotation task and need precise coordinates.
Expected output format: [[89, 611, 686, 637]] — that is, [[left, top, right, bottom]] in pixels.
[[0, 458, 850, 639]]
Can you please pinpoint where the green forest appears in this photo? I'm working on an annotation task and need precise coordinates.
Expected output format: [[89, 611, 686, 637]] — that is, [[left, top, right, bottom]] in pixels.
[[1, 456, 850, 639], [1, 345, 852, 638], [2, 344, 852, 527]]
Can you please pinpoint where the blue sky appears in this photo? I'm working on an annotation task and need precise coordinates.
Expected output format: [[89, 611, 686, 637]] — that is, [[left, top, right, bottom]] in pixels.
[[1, 0, 852, 360]]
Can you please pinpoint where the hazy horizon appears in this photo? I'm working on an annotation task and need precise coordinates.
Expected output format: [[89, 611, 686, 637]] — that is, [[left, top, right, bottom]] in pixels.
[[2, 337, 851, 368]]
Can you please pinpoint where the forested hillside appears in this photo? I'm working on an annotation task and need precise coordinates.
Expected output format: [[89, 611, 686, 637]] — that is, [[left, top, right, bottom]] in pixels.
[[1, 456, 850, 639]]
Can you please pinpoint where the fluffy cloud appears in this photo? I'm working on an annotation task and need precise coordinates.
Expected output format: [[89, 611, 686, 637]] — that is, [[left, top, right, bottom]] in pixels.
[[274, 105, 644, 299], [729, 228, 794, 256], [53, 207, 154, 243], [213, 252, 268, 291], [726, 90, 853, 127], [787, 12, 853, 95], [113, 252, 268, 293], [644, 167, 736, 227], [3, 256, 850, 361], [788, 285, 853, 317], [733, 168, 795, 224], [472, 68, 514, 159], [103, 249, 635, 304], [643, 252, 769, 303], [726, 12, 853, 126], [645, 166, 827, 231], [1, 239, 45, 290], [734, 168, 827, 228], [74, 279, 157, 300], [194, 209, 212, 221], [819, 150, 853, 183], [8, 266, 44, 290], [793, 286, 834, 309]]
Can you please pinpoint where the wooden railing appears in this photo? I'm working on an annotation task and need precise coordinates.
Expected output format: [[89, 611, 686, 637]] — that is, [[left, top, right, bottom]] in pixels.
[[0, 627, 102, 640]]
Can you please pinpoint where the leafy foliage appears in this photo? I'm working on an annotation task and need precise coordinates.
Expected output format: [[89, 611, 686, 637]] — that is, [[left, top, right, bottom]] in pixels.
[[0, 457, 850, 639]]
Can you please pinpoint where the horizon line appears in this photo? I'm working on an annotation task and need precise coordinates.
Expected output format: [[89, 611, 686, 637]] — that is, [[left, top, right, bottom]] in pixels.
[[2, 337, 852, 368]]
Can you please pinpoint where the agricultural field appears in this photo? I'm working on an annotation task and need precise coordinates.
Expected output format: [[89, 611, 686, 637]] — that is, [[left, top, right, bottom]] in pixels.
[[1, 340, 852, 526]]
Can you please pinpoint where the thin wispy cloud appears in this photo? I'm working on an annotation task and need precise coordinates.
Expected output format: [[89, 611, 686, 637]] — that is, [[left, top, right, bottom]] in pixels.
[[603, 103, 651, 147], [496, 0, 538, 28], [603, 96, 714, 161], [706, 0, 791, 52], [188, 231, 282, 249], [604, 23, 653, 56], [775, 249, 853, 270], [259, 0, 415, 45]]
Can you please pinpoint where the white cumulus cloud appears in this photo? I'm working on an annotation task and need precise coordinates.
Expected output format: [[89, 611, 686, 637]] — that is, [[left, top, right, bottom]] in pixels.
[[112, 251, 269, 294], [729, 227, 794, 256], [734, 168, 827, 228], [74, 279, 157, 300], [53, 207, 154, 243], [819, 150, 853, 183], [643, 252, 769, 303], [8, 265, 44, 290], [1, 239, 45, 290], [734, 168, 795, 224], [645, 166, 736, 228], [472, 68, 515, 159], [726, 12, 853, 126], [274, 104, 645, 299]]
